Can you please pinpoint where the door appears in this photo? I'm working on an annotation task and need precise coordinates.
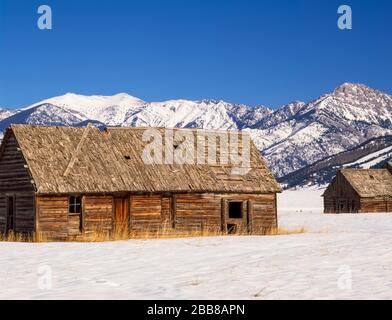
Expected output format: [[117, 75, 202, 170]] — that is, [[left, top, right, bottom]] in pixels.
[[225, 201, 247, 234], [113, 197, 129, 238], [6, 196, 15, 233]]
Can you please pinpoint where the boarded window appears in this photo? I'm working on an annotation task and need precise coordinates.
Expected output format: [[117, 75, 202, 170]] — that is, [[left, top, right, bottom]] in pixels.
[[228, 202, 243, 219], [69, 196, 82, 214]]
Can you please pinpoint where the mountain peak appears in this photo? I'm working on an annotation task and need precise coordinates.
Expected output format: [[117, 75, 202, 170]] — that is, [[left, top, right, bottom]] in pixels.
[[112, 92, 143, 101], [1, 83, 391, 189], [333, 83, 374, 95], [60, 92, 144, 102]]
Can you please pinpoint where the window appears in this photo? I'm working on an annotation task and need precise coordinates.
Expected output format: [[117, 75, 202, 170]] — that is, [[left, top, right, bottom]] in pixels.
[[228, 201, 243, 219], [69, 196, 82, 214]]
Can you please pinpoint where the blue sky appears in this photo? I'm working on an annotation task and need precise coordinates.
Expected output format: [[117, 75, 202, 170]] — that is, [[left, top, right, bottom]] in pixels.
[[0, 0, 391, 109]]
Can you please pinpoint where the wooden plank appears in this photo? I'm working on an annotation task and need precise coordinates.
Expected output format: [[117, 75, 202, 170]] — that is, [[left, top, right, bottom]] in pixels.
[[221, 199, 227, 233], [171, 194, 177, 228], [36, 196, 68, 238], [247, 200, 253, 233]]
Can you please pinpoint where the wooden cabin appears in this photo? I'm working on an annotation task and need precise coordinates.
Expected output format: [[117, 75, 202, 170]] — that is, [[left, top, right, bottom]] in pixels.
[[0, 124, 281, 240], [323, 169, 392, 214]]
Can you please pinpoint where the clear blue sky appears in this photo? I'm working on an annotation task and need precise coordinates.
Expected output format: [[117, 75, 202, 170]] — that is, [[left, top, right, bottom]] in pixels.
[[0, 0, 391, 109]]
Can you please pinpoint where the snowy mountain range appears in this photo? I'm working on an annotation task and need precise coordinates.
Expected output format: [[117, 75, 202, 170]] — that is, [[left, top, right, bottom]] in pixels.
[[1, 83, 391, 188]]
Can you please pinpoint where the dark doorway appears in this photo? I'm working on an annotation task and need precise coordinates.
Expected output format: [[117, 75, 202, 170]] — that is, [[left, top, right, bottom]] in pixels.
[[6, 196, 15, 232], [228, 202, 243, 219]]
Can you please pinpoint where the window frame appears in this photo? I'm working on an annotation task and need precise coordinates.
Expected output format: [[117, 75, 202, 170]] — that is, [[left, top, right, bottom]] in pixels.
[[69, 195, 82, 215], [228, 201, 243, 219]]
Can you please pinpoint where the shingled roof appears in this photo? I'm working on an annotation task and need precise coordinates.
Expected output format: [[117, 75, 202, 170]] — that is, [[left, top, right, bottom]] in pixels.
[[6, 124, 281, 195], [339, 169, 392, 197]]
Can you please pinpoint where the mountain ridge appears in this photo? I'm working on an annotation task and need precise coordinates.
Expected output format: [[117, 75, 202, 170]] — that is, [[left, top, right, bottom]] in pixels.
[[1, 82, 391, 187]]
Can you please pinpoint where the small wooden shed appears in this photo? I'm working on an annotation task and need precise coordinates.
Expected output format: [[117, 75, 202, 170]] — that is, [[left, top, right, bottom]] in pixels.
[[0, 124, 281, 240], [323, 169, 392, 214]]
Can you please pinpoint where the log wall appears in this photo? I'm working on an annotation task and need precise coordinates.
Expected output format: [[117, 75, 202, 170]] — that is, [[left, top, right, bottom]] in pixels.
[[251, 194, 278, 232], [324, 172, 361, 213], [324, 171, 392, 214], [34, 192, 277, 240], [36, 196, 68, 240], [83, 196, 113, 233], [36, 195, 114, 240], [0, 132, 35, 233], [130, 195, 163, 233], [129, 193, 277, 235], [359, 197, 392, 213]]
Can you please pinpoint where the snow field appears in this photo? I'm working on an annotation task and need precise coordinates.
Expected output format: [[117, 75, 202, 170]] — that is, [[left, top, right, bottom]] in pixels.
[[1, 189, 392, 300]]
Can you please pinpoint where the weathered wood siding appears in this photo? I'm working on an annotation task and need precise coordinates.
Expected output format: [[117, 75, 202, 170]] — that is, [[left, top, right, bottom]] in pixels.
[[36, 195, 114, 240], [36, 196, 68, 240], [0, 196, 5, 231], [129, 193, 277, 235], [130, 195, 163, 233], [83, 196, 113, 233], [323, 172, 361, 213], [250, 194, 278, 232], [324, 171, 392, 214], [221, 194, 277, 234], [360, 197, 392, 213], [175, 194, 222, 233], [35, 192, 277, 239], [0, 131, 35, 233]]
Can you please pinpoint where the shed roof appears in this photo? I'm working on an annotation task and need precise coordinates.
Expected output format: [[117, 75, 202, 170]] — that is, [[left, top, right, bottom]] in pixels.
[[340, 169, 392, 197], [7, 124, 281, 195]]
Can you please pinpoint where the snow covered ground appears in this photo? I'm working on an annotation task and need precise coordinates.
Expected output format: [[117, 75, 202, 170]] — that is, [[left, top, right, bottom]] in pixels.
[[1, 188, 392, 300]]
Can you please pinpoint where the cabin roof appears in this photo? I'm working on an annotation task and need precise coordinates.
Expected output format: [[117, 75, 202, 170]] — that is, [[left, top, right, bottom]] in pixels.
[[6, 124, 282, 195], [339, 169, 392, 198]]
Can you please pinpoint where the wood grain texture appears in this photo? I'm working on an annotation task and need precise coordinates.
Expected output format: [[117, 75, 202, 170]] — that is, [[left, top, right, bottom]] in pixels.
[[129, 193, 277, 235], [324, 170, 392, 213], [9, 125, 281, 194], [36, 196, 68, 240], [0, 130, 35, 233], [29, 192, 278, 240], [84, 195, 113, 232]]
